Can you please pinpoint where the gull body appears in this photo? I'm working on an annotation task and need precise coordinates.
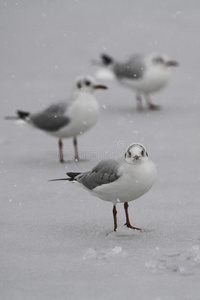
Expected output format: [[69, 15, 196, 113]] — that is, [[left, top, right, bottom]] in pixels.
[[89, 156, 156, 204], [5, 75, 107, 163], [51, 143, 157, 231], [95, 52, 178, 110]]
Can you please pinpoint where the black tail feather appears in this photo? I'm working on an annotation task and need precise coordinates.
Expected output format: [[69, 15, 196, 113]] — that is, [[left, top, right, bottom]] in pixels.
[[49, 172, 81, 182], [66, 172, 81, 181], [17, 110, 30, 119], [5, 116, 19, 120], [48, 178, 69, 182], [101, 54, 113, 66]]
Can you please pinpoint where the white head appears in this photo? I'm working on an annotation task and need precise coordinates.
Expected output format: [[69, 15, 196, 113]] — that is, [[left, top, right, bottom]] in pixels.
[[73, 75, 107, 94], [147, 53, 178, 68], [125, 143, 149, 165]]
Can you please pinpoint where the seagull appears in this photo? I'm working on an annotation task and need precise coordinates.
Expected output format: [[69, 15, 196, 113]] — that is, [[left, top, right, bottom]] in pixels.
[[50, 143, 157, 231], [94, 52, 178, 110], [5, 75, 107, 163]]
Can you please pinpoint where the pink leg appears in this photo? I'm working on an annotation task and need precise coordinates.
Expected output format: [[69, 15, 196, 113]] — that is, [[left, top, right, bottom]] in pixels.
[[58, 139, 64, 163], [113, 205, 117, 231], [73, 137, 79, 161]]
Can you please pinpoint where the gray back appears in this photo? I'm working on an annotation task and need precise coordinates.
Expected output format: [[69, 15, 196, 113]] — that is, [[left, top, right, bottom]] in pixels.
[[113, 54, 145, 80], [30, 102, 70, 132]]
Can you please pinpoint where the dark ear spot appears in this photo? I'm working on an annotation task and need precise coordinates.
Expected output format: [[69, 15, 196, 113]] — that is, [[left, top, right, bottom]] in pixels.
[[125, 153, 127, 158], [77, 82, 82, 89]]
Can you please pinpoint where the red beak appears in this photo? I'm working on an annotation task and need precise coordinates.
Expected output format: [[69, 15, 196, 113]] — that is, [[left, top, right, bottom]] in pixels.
[[134, 155, 140, 160], [166, 60, 179, 67], [94, 85, 108, 90]]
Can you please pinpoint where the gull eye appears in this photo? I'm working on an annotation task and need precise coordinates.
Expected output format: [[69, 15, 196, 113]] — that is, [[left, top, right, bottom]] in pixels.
[[85, 80, 91, 86], [128, 151, 131, 157]]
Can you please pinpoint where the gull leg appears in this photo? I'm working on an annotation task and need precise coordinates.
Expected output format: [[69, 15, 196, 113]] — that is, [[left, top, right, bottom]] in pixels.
[[113, 205, 117, 231], [124, 202, 141, 230], [73, 137, 79, 161], [136, 94, 143, 111], [144, 93, 160, 110], [58, 139, 64, 163]]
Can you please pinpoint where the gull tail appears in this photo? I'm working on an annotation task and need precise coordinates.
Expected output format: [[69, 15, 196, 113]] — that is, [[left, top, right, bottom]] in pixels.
[[17, 110, 30, 119], [91, 53, 113, 66], [93, 53, 115, 81], [5, 110, 30, 120], [48, 178, 70, 182], [49, 172, 81, 182], [4, 116, 19, 120], [101, 54, 114, 66]]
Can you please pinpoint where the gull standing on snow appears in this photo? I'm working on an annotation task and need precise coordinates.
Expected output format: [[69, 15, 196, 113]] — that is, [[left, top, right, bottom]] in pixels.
[[5, 76, 107, 163], [94, 52, 178, 110], [50, 143, 157, 231]]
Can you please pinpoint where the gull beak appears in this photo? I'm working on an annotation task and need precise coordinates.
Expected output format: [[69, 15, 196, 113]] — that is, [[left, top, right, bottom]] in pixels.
[[94, 85, 108, 90], [134, 155, 140, 160], [166, 60, 179, 67]]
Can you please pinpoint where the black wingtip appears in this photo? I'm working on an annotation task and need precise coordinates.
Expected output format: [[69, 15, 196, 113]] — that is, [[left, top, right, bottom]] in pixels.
[[66, 172, 81, 181], [4, 116, 19, 120], [17, 110, 30, 119], [48, 172, 81, 182], [101, 54, 113, 65], [48, 178, 69, 182]]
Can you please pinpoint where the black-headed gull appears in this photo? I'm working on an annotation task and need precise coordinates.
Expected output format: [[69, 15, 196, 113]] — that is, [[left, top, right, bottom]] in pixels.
[[5, 75, 107, 163], [50, 143, 157, 231], [94, 52, 178, 110]]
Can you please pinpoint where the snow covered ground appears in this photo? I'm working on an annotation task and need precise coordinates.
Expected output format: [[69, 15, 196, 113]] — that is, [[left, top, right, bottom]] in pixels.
[[1, 1, 200, 299]]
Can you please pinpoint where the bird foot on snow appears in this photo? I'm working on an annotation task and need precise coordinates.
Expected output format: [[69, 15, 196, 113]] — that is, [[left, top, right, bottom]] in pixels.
[[148, 103, 161, 110], [124, 223, 141, 231]]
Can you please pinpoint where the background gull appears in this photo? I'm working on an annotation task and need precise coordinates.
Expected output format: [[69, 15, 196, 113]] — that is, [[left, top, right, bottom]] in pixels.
[[50, 143, 157, 231], [5, 75, 107, 163], [94, 52, 178, 110]]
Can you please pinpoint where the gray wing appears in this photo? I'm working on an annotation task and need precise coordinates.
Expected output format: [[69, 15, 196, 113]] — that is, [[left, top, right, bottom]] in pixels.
[[113, 54, 145, 80], [42, 102, 67, 115], [76, 159, 121, 190], [30, 102, 70, 131]]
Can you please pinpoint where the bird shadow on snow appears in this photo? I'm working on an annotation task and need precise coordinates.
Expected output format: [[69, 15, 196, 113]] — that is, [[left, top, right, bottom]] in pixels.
[[102, 103, 171, 116], [82, 226, 157, 262], [53, 221, 156, 242], [105, 226, 155, 239], [13, 153, 90, 167]]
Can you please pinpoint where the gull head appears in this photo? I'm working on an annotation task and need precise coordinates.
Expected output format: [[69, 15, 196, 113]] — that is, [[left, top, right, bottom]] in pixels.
[[73, 75, 107, 94], [148, 53, 178, 68], [125, 143, 149, 165]]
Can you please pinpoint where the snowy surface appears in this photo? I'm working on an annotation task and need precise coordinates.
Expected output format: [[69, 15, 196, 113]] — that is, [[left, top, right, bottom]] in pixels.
[[1, 1, 200, 299]]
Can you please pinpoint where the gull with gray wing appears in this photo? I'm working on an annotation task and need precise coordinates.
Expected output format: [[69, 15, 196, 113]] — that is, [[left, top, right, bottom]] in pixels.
[[50, 143, 157, 231], [5, 75, 107, 163], [94, 52, 178, 110]]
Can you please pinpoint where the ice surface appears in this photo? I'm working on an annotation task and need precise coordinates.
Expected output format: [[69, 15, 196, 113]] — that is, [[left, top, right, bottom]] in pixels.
[[1, 1, 200, 299]]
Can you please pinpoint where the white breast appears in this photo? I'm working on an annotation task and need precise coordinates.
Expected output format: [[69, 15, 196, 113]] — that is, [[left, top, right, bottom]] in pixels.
[[118, 66, 170, 94], [92, 160, 157, 204], [51, 94, 100, 138]]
